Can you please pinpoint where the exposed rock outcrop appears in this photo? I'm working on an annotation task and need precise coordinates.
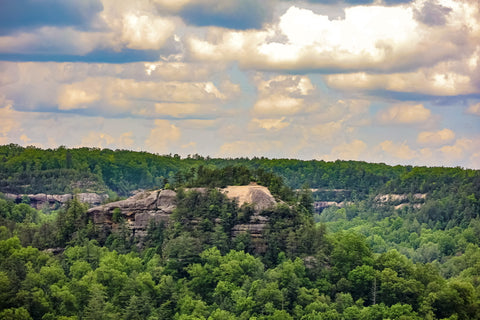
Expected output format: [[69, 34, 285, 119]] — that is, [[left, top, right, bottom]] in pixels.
[[374, 193, 427, 210], [375, 193, 426, 203], [86, 185, 276, 245], [314, 201, 343, 213], [4, 192, 108, 209], [88, 190, 176, 238], [221, 184, 276, 212]]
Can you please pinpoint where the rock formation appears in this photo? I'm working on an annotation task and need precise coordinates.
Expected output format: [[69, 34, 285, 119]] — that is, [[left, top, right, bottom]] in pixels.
[[88, 190, 177, 238], [87, 184, 277, 243], [4, 192, 108, 209]]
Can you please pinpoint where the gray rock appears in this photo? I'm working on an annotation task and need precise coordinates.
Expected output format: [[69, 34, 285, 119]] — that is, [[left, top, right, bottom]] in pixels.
[[87, 186, 274, 250]]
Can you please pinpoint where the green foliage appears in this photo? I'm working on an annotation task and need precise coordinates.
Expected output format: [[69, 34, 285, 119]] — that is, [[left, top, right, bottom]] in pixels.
[[1, 144, 480, 319]]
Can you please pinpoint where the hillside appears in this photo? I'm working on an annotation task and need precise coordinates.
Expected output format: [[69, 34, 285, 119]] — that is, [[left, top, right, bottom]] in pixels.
[[1, 146, 480, 319]]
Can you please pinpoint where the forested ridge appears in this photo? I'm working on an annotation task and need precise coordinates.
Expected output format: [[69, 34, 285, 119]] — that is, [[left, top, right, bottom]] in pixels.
[[1, 144, 478, 196], [1, 144, 480, 319]]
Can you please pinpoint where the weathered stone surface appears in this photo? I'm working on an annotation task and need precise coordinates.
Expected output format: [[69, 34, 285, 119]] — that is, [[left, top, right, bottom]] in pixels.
[[375, 193, 427, 210], [87, 186, 276, 246], [4, 192, 105, 209], [314, 201, 342, 213], [87, 189, 178, 238], [231, 223, 266, 238], [221, 183, 276, 212], [375, 193, 427, 203], [77, 193, 108, 206]]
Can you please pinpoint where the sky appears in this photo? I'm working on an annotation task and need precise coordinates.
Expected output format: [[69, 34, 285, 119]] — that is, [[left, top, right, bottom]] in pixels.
[[0, 0, 479, 168]]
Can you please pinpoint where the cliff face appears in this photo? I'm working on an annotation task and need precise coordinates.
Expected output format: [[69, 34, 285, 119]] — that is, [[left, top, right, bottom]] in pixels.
[[4, 192, 108, 209], [88, 190, 176, 238], [87, 185, 276, 243]]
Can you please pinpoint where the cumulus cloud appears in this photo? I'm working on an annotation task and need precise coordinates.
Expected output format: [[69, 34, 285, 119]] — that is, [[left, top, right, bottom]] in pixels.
[[188, 2, 479, 73], [377, 104, 431, 124], [326, 68, 478, 96], [118, 132, 134, 147], [80, 131, 115, 148], [256, 75, 314, 96], [417, 128, 455, 146], [251, 75, 316, 117], [253, 96, 304, 117], [466, 102, 480, 116], [120, 14, 175, 50], [79, 130, 136, 149], [321, 139, 368, 161], [414, 0, 452, 26], [0, 0, 180, 59], [251, 117, 290, 130], [145, 120, 181, 154], [217, 140, 284, 158], [439, 138, 474, 161], [380, 140, 418, 160], [57, 86, 100, 110], [309, 121, 345, 141], [0, 61, 236, 118], [0, 104, 22, 144], [143, 61, 225, 81]]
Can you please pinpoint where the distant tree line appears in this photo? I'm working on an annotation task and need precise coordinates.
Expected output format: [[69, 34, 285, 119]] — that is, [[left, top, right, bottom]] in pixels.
[[1, 161, 480, 319]]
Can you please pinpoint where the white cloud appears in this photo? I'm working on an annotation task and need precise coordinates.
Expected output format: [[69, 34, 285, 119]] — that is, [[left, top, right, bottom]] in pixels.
[[19, 134, 31, 144], [180, 119, 218, 129], [417, 128, 455, 146], [79, 130, 136, 150], [145, 119, 181, 154], [55, 77, 232, 116], [380, 140, 418, 160], [326, 69, 477, 96], [153, 0, 191, 11], [251, 75, 317, 118], [440, 138, 473, 161], [57, 86, 100, 110], [121, 14, 175, 50], [188, 2, 480, 73], [80, 131, 116, 148], [256, 75, 314, 96], [470, 151, 480, 169], [143, 61, 223, 81], [466, 102, 480, 116], [377, 104, 431, 124], [253, 95, 304, 116], [309, 121, 344, 141], [0, 61, 234, 116], [251, 117, 290, 130], [154, 103, 207, 118], [321, 139, 368, 161], [0, 104, 21, 141], [118, 132, 134, 148], [217, 140, 284, 158]]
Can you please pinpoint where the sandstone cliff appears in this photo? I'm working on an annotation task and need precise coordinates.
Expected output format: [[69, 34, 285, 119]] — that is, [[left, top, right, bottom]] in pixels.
[[4, 192, 108, 209], [87, 184, 276, 241]]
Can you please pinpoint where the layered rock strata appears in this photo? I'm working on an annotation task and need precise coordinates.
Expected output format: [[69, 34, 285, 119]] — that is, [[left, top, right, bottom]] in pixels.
[[4, 192, 108, 209], [87, 185, 276, 244]]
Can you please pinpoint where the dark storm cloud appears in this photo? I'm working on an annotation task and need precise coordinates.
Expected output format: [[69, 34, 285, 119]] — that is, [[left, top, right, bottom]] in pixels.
[[414, 1, 452, 26], [178, 0, 273, 30], [0, 0, 103, 35]]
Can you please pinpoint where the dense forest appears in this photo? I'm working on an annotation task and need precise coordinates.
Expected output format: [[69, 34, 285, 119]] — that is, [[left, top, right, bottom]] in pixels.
[[1, 144, 480, 319]]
